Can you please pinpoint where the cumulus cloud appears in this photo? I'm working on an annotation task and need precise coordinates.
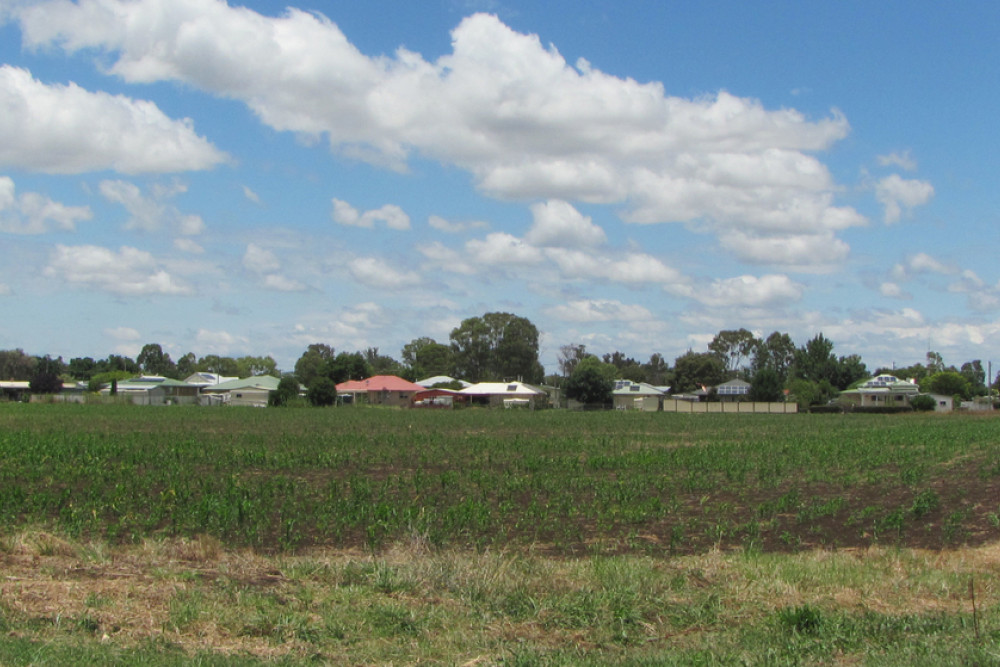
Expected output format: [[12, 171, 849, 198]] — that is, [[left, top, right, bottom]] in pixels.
[[428, 214, 489, 233], [348, 256, 420, 289], [0, 175, 92, 234], [466, 232, 544, 266], [44, 244, 193, 295], [524, 199, 606, 248], [195, 328, 248, 354], [547, 299, 653, 323], [99, 179, 205, 235], [720, 231, 850, 270], [261, 273, 306, 292], [0, 65, 226, 174], [242, 243, 280, 273], [12, 2, 860, 266], [691, 274, 804, 308], [332, 198, 410, 230], [875, 174, 934, 223], [104, 326, 141, 341], [877, 151, 917, 171], [174, 238, 204, 253], [879, 281, 910, 299], [890, 252, 954, 281]]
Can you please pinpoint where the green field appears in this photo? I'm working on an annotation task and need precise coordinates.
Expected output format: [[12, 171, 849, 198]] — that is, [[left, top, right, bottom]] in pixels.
[[1, 404, 999, 664]]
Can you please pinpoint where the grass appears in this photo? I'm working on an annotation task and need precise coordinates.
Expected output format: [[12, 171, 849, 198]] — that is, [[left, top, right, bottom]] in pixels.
[[1, 531, 999, 664], [0, 404, 999, 663]]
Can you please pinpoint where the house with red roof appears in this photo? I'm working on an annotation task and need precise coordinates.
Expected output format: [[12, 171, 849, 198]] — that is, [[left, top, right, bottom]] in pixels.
[[335, 375, 425, 407]]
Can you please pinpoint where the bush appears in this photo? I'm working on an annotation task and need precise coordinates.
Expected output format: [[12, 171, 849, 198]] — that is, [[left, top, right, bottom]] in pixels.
[[269, 376, 301, 407], [910, 395, 937, 412], [306, 377, 337, 407]]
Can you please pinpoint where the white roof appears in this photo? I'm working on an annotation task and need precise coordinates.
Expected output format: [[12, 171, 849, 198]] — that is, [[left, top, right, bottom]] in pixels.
[[460, 381, 544, 396], [416, 375, 471, 388]]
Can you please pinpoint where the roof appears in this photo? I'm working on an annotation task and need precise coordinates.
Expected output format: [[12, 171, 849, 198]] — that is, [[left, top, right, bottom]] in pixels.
[[416, 375, 471, 388], [183, 372, 239, 386], [107, 376, 199, 391], [201, 375, 281, 392], [460, 381, 545, 396], [612, 380, 665, 396], [336, 375, 425, 393], [716, 379, 751, 395]]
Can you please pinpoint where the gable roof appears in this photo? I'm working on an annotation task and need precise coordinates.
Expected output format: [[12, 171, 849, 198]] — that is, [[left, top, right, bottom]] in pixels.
[[613, 380, 665, 396], [336, 375, 425, 392], [459, 381, 545, 396], [201, 375, 281, 392], [416, 375, 471, 388]]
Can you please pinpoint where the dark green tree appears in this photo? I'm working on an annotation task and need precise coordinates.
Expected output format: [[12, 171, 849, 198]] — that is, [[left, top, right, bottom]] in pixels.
[[269, 376, 301, 407], [306, 377, 338, 407], [137, 343, 176, 377], [294, 344, 335, 388], [197, 355, 239, 377], [750, 332, 796, 381], [29, 356, 63, 394], [401, 338, 455, 379], [748, 366, 784, 402], [0, 349, 35, 380], [565, 356, 614, 405], [450, 312, 541, 383], [922, 371, 970, 400], [672, 350, 726, 394], [321, 352, 370, 384], [602, 351, 645, 383], [68, 356, 97, 381]]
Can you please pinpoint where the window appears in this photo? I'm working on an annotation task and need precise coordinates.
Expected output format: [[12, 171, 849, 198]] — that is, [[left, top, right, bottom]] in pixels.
[[507, 385, 518, 392]]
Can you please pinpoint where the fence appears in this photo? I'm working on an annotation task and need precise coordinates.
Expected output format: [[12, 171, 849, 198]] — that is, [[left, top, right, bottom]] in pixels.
[[662, 400, 797, 414]]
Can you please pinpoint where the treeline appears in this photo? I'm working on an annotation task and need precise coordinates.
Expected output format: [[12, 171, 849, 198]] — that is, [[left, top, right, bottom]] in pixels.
[[1, 316, 993, 408]]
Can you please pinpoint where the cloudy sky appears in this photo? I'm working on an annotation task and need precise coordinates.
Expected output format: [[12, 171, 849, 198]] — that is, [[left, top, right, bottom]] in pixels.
[[1, 0, 998, 374]]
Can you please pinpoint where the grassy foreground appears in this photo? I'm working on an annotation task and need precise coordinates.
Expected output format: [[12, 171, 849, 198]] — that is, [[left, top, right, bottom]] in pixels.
[[1, 404, 999, 663], [2, 531, 999, 665]]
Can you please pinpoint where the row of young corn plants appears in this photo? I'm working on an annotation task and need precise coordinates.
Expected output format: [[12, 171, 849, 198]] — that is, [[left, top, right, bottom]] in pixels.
[[0, 403, 997, 554]]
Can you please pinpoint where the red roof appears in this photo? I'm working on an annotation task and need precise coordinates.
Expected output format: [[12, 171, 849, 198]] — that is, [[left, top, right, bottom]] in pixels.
[[336, 375, 425, 392]]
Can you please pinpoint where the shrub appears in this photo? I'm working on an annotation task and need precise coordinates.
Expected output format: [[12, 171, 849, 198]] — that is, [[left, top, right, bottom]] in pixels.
[[306, 377, 338, 407], [910, 395, 937, 412]]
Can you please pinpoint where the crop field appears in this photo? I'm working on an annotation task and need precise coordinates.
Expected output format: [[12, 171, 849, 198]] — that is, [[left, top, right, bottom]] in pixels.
[[1, 404, 999, 664], [1, 404, 998, 555]]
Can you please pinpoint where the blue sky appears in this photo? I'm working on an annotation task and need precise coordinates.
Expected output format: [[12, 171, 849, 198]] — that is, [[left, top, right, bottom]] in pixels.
[[1, 0, 998, 375]]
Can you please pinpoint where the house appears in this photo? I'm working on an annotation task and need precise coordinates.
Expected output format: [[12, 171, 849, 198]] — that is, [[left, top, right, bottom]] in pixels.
[[612, 379, 665, 411], [837, 374, 920, 408], [336, 375, 424, 407], [715, 379, 751, 402], [459, 381, 547, 408], [415, 375, 471, 389], [412, 387, 467, 408], [101, 376, 201, 406], [183, 372, 238, 387], [200, 375, 281, 407]]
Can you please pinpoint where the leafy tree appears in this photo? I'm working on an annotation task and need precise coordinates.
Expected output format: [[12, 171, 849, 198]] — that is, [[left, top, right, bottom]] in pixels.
[[642, 353, 670, 386], [910, 394, 937, 412], [364, 347, 403, 376], [450, 312, 541, 383], [401, 338, 455, 380], [0, 349, 35, 380], [602, 351, 645, 383], [672, 351, 725, 394], [29, 356, 63, 394], [708, 328, 759, 378], [197, 355, 239, 377], [321, 352, 370, 384], [925, 350, 945, 374], [269, 376, 301, 407], [176, 352, 197, 378], [68, 356, 97, 380], [101, 354, 139, 374], [88, 370, 134, 393], [960, 360, 987, 397], [565, 356, 614, 405], [557, 343, 588, 378], [294, 344, 335, 388], [306, 377, 338, 407], [751, 332, 796, 380], [791, 333, 865, 390], [834, 354, 868, 390], [137, 343, 176, 377], [748, 367, 784, 402], [922, 371, 970, 400], [787, 378, 836, 410], [237, 355, 278, 377]]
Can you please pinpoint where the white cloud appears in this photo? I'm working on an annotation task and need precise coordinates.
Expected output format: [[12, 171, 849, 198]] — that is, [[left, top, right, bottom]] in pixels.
[[877, 151, 917, 171], [891, 252, 954, 281], [348, 256, 420, 288], [174, 238, 204, 253], [99, 179, 205, 235], [466, 232, 544, 266], [547, 299, 653, 323], [195, 328, 247, 355], [720, 231, 850, 270], [0, 283, 10, 296], [104, 326, 141, 341], [0, 175, 92, 234], [14, 3, 860, 265], [524, 199, 606, 248], [242, 185, 261, 204], [261, 273, 306, 292], [879, 282, 910, 299], [332, 198, 410, 230], [44, 244, 193, 295], [875, 174, 934, 223], [0, 65, 226, 174], [692, 274, 804, 308], [242, 243, 280, 273], [428, 214, 489, 233]]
